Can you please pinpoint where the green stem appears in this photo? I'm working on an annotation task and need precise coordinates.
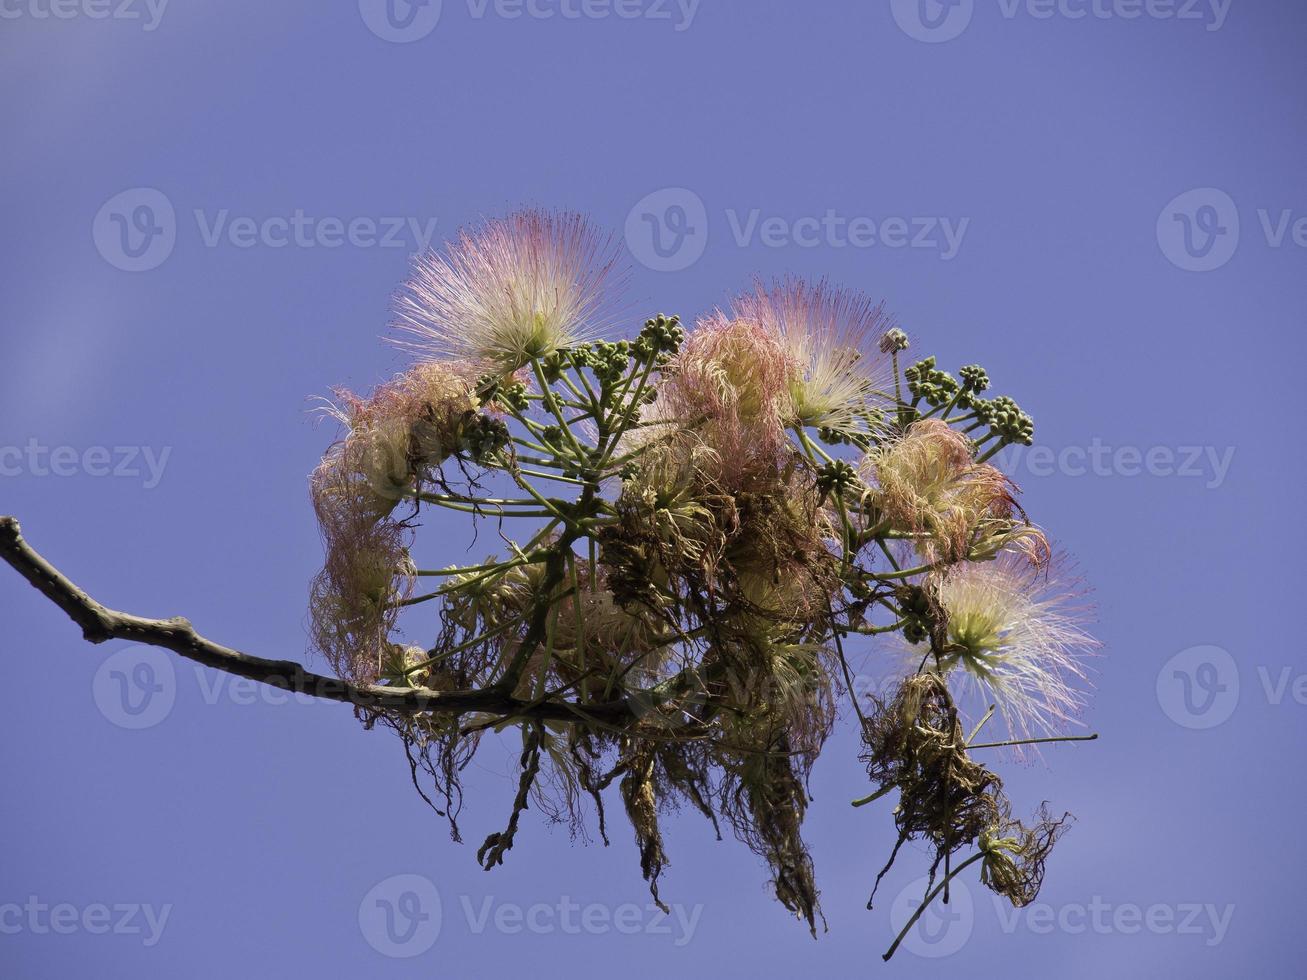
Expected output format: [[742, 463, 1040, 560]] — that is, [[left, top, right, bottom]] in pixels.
[[415, 552, 547, 577], [531, 358, 589, 459], [883, 852, 985, 962], [872, 560, 938, 581], [596, 357, 656, 467], [966, 704, 997, 744], [975, 439, 1009, 465], [967, 733, 1099, 750], [416, 499, 555, 519], [403, 615, 526, 676], [852, 619, 908, 635], [851, 784, 894, 808]]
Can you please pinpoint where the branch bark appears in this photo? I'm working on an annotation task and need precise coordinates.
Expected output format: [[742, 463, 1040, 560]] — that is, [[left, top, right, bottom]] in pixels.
[[0, 516, 630, 726]]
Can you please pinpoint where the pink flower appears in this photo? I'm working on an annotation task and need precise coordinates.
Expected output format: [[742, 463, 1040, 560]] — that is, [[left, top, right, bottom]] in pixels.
[[657, 311, 798, 487], [394, 209, 627, 373], [734, 278, 896, 440]]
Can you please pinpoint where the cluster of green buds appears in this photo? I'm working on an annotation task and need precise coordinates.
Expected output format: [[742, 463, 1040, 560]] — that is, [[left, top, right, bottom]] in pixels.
[[550, 315, 683, 401], [894, 584, 935, 645], [904, 356, 960, 408], [635, 313, 685, 360], [816, 459, 860, 497], [461, 414, 511, 463], [589, 340, 637, 389], [818, 407, 882, 451], [898, 356, 1035, 450], [974, 394, 1035, 446], [879, 327, 910, 354], [957, 363, 990, 403], [476, 373, 531, 413]]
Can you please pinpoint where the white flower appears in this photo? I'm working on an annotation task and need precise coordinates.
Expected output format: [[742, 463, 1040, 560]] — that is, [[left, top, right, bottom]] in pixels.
[[926, 552, 1097, 750], [395, 209, 626, 373]]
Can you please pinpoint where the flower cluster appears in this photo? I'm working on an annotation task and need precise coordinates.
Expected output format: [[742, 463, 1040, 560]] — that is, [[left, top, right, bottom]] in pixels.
[[307, 208, 1100, 953]]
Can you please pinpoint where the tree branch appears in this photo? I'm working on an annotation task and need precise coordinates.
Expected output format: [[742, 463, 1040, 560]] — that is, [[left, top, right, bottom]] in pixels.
[[0, 516, 630, 726]]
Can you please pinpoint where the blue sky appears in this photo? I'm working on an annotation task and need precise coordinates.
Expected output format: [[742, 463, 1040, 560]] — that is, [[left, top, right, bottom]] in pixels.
[[1, 1, 1304, 977]]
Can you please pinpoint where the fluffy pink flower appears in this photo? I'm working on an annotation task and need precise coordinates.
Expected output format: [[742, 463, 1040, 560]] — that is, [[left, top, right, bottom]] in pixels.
[[657, 311, 798, 487], [861, 418, 1017, 561], [734, 278, 896, 440], [394, 209, 627, 373]]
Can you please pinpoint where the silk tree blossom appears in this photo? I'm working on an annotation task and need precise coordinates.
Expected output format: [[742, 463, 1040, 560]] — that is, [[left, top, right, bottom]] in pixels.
[[394, 209, 627, 373], [924, 551, 1098, 751], [3, 204, 1106, 954], [657, 311, 798, 488], [321, 360, 478, 507], [309, 360, 478, 680], [309, 455, 416, 684], [862, 419, 1016, 561], [734, 278, 895, 441]]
